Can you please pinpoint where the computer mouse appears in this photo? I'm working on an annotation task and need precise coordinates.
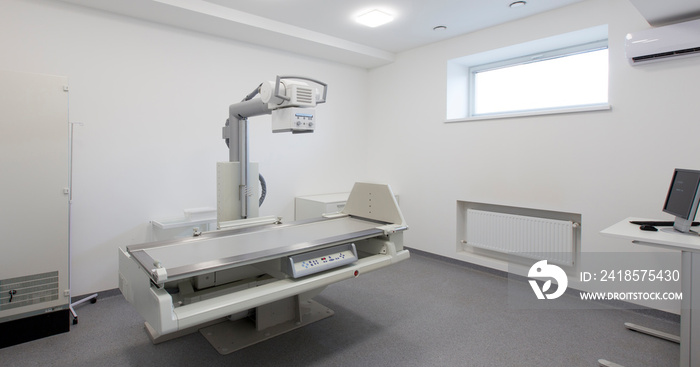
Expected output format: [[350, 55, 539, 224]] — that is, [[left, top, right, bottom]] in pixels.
[[640, 225, 658, 231]]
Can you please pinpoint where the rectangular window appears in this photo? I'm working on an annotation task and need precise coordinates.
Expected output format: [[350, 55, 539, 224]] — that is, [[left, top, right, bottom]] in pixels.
[[470, 42, 608, 117], [446, 25, 610, 122]]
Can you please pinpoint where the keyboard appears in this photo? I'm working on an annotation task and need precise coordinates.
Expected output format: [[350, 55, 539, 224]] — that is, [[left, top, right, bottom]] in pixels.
[[629, 220, 700, 227]]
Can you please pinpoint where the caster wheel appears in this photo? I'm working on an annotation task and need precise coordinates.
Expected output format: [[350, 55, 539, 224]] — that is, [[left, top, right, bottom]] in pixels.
[[90, 298, 97, 304]]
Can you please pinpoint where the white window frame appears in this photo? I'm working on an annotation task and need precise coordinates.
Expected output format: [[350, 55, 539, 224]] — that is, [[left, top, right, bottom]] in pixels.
[[468, 41, 609, 118], [446, 25, 610, 122]]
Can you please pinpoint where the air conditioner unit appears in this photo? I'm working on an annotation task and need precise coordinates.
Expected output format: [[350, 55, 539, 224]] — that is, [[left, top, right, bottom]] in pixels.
[[626, 18, 700, 65]]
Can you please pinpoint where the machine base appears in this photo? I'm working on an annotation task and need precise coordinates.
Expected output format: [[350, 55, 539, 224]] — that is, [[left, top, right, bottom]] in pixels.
[[146, 317, 228, 345], [200, 299, 334, 355]]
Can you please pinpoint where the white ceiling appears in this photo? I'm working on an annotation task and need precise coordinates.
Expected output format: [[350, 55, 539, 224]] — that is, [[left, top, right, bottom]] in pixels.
[[203, 0, 587, 54], [56, 0, 586, 68], [56, 0, 700, 69]]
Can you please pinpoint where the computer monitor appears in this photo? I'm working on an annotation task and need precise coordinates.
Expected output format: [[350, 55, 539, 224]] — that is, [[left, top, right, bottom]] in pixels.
[[663, 168, 700, 233]]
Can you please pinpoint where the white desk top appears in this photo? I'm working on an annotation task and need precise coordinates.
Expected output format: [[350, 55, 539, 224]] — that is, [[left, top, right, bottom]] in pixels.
[[601, 217, 700, 253]]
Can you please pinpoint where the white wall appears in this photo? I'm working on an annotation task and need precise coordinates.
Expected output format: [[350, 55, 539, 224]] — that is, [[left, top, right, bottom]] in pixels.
[[0, 0, 369, 295], [3, 0, 698, 313], [366, 0, 700, 312]]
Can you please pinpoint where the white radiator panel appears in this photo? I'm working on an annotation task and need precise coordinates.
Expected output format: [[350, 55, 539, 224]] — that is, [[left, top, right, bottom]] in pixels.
[[466, 209, 575, 266]]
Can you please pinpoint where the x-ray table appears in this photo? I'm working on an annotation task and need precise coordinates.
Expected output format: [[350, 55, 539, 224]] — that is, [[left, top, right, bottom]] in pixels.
[[119, 183, 409, 353]]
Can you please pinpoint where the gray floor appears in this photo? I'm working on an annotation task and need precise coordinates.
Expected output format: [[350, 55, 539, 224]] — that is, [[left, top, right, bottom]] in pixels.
[[0, 252, 680, 367]]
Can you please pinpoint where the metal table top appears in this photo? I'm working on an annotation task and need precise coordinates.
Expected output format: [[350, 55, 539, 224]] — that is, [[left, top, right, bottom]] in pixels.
[[127, 216, 389, 284]]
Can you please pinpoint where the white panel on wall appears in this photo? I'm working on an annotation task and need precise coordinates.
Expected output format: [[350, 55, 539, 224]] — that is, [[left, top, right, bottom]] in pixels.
[[0, 70, 71, 323]]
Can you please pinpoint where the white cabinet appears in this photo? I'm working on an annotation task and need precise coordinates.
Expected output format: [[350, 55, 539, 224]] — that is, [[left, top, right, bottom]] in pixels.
[[295, 192, 399, 221], [295, 193, 350, 220], [0, 71, 71, 347]]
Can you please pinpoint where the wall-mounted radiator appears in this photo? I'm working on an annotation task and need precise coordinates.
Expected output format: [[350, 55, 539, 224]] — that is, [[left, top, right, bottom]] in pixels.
[[465, 209, 577, 266]]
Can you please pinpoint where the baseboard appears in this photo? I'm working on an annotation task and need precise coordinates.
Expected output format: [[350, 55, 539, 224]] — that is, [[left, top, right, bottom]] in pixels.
[[71, 288, 122, 303], [405, 247, 680, 323], [0, 308, 70, 349]]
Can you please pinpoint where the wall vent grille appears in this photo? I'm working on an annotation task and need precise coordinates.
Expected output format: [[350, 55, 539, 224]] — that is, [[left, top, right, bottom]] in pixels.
[[0, 271, 59, 311]]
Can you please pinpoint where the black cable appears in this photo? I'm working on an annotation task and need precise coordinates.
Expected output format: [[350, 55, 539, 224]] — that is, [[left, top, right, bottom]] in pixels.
[[242, 84, 262, 102], [259, 173, 267, 207], [224, 118, 230, 148]]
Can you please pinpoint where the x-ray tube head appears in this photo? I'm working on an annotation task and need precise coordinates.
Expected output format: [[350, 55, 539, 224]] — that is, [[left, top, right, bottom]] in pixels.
[[259, 81, 286, 107], [222, 75, 327, 220], [259, 76, 327, 111]]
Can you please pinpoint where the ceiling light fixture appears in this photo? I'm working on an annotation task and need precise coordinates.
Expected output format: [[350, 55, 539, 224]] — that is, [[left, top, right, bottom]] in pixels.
[[356, 9, 395, 28], [509, 1, 527, 8]]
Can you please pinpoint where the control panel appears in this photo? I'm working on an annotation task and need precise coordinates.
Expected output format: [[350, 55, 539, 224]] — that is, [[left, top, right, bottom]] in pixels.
[[283, 243, 358, 278], [272, 107, 315, 133]]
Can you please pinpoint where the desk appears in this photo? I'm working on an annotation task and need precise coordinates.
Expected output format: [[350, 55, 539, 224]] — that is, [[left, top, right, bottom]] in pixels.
[[601, 218, 700, 367]]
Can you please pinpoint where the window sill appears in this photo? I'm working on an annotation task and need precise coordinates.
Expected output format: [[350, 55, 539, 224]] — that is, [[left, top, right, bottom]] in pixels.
[[445, 103, 611, 123]]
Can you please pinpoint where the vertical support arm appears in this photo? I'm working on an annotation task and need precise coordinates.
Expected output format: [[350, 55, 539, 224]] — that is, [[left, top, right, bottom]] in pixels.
[[223, 98, 272, 219], [238, 118, 249, 218]]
